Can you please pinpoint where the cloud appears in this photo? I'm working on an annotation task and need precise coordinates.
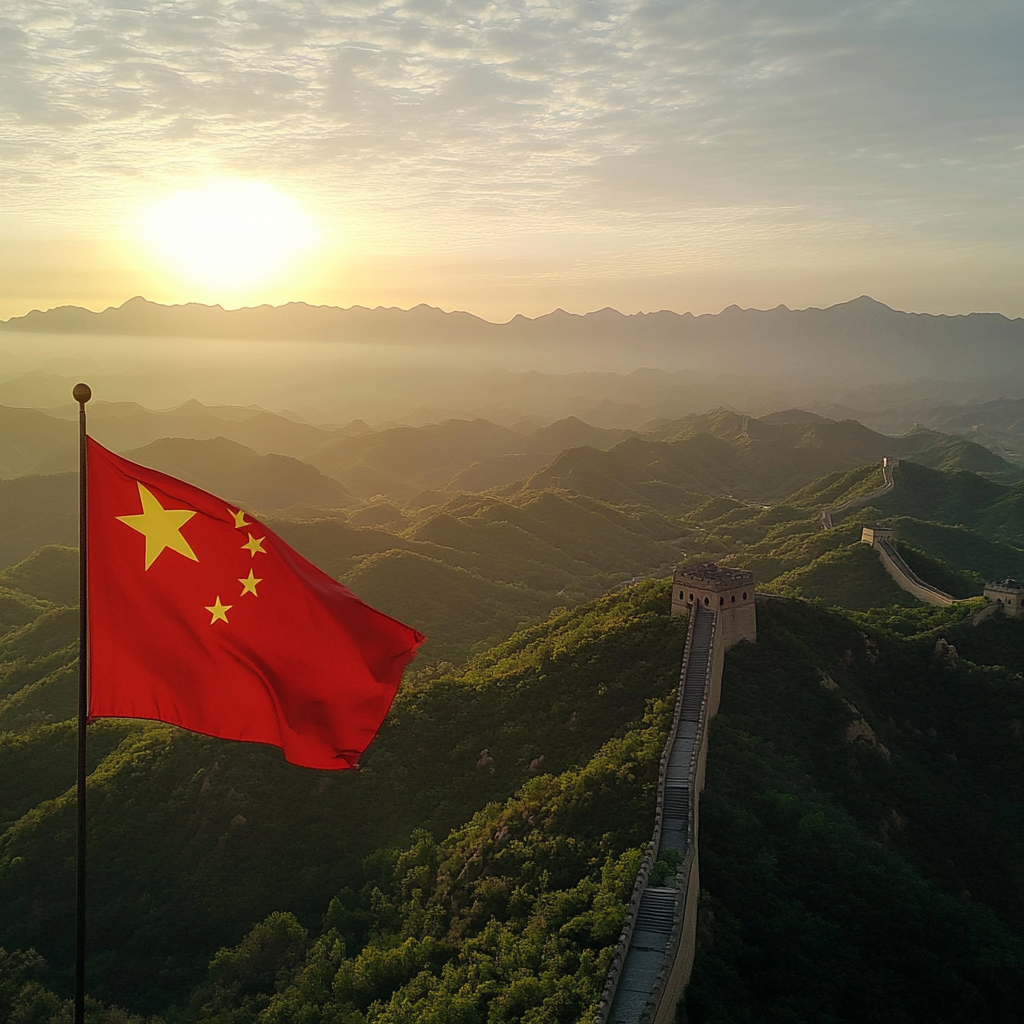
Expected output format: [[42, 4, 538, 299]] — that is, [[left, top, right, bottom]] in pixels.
[[1, 0, 1022, 273]]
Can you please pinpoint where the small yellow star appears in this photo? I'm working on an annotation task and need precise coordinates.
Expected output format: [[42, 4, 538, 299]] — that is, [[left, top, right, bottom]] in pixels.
[[205, 596, 232, 624], [239, 570, 262, 596], [117, 483, 198, 570], [241, 533, 266, 557], [231, 508, 251, 529]]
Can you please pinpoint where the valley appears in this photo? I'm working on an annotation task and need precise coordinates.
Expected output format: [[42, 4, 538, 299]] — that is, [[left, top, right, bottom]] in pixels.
[[1, 391, 1023, 1023]]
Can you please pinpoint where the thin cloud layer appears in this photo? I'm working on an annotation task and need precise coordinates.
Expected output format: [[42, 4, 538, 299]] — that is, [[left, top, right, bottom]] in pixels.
[[2, 0, 1023, 292]]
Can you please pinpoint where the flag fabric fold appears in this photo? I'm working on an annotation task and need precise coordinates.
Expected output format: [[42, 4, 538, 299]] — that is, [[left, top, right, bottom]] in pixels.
[[86, 438, 424, 769]]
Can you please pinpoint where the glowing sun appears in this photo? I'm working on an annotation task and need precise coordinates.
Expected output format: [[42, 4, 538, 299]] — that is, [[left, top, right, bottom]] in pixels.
[[139, 181, 318, 292]]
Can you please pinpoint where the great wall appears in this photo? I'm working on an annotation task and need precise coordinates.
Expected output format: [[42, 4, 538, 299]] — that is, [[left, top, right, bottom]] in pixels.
[[859, 525, 954, 605], [820, 456, 896, 530], [824, 461, 1024, 613], [598, 458, 1024, 1022], [823, 459, 957, 606], [597, 566, 754, 1024]]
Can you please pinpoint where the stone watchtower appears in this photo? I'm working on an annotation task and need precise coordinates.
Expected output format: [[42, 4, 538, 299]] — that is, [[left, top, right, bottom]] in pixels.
[[861, 524, 895, 547], [671, 561, 756, 648], [983, 579, 1024, 617]]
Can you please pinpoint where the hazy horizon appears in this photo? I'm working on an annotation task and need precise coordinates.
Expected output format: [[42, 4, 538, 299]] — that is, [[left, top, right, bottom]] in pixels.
[[6, 291, 1024, 325], [4, 1, 1023, 321]]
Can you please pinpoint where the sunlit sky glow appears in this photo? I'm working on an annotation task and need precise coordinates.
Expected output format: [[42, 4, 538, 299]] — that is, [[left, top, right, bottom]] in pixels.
[[1, 0, 1023, 319], [138, 181, 318, 292]]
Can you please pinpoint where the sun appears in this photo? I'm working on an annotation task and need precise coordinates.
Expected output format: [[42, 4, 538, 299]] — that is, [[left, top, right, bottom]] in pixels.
[[139, 180, 318, 293]]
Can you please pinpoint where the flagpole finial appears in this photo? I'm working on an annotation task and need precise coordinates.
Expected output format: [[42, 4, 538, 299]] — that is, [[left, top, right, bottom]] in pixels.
[[73, 382, 92, 405]]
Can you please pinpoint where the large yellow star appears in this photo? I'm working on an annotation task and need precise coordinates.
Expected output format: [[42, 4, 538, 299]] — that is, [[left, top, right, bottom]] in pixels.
[[242, 533, 266, 557], [117, 483, 199, 570], [231, 508, 251, 529], [205, 596, 231, 623], [239, 570, 262, 596]]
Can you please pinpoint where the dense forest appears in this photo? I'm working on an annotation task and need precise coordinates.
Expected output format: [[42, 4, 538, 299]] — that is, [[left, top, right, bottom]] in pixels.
[[1, 404, 1023, 1022]]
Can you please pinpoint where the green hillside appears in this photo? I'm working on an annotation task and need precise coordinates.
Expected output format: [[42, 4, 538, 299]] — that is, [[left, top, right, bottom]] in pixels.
[[687, 599, 1024, 1022], [303, 416, 635, 501], [890, 518, 1024, 582], [0, 607, 78, 733], [304, 418, 523, 500], [0, 545, 78, 606], [340, 549, 562, 662], [758, 540, 985, 610], [666, 457, 1024, 613], [530, 412, 1023, 513], [5, 591, 1021, 1021], [0, 584, 687, 1014], [274, 490, 685, 661], [0, 587, 48, 639], [4, 406, 1024, 1022], [759, 542, 920, 609], [872, 461, 1024, 546]]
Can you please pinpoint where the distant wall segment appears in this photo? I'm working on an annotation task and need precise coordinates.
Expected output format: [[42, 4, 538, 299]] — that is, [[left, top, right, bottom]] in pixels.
[[821, 459, 896, 531], [860, 527, 955, 606]]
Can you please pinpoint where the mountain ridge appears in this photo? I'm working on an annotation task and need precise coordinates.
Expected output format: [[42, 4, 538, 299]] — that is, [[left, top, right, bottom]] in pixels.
[[6, 293, 1023, 334], [6, 295, 1024, 378]]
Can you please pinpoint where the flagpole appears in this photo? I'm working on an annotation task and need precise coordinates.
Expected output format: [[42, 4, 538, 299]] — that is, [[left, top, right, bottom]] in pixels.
[[74, 382, 91, 1024]]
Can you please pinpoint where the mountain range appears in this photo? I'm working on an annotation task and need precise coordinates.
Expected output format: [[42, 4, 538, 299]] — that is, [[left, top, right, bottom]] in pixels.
[[6, 295, 1024, 378], [3, 388, 1024, 1021]]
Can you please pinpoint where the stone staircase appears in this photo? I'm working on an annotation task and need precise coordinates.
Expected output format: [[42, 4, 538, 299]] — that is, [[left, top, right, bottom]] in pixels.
[[598, 605, 718, 1024]]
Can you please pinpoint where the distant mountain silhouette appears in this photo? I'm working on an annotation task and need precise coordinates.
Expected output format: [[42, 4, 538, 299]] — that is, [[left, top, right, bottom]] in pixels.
[[5, 295, 1024, 377]]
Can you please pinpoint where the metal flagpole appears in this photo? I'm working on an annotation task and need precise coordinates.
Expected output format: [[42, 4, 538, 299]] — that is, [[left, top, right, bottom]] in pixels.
[[74, 382, 91, 1024]]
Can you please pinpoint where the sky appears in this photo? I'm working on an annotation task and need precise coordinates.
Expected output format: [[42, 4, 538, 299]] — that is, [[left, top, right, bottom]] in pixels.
[[1, 0, 1023, 321]]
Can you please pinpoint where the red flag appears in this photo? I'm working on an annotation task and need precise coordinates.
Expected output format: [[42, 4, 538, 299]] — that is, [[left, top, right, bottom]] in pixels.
[[86, 438, 424, 769]]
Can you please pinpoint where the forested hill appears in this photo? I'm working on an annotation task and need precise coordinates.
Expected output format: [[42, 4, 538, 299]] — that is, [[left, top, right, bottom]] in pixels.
[[2, 402, 1024, 1021], [1, 585, 1022, 1022]]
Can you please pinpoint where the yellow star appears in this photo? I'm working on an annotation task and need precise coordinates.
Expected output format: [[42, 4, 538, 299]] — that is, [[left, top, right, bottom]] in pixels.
[[231, 508, 251, 529], [117, 483, 198, 570], [239, 570, 262, 596], [205, 596, 231, 624], [242, 533, 266, 557]]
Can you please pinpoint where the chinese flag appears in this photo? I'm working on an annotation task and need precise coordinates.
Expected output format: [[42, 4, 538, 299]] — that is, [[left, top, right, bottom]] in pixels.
[[86, 438, 424, 769]]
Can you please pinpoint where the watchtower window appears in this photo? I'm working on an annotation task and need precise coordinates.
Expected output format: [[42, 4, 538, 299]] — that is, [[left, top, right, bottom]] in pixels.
[[719, 596, 724, 606], [679, 590, 685, 600], [703, 596, 709, 605], [731, 595, 736, 603], [742, 591, 748, 600]]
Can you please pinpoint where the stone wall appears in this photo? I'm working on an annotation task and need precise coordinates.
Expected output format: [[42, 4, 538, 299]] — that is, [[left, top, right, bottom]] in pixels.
[[598, 589, 740, 1024], [874, 537, 954, 606], [821, 460, 896, 530]]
